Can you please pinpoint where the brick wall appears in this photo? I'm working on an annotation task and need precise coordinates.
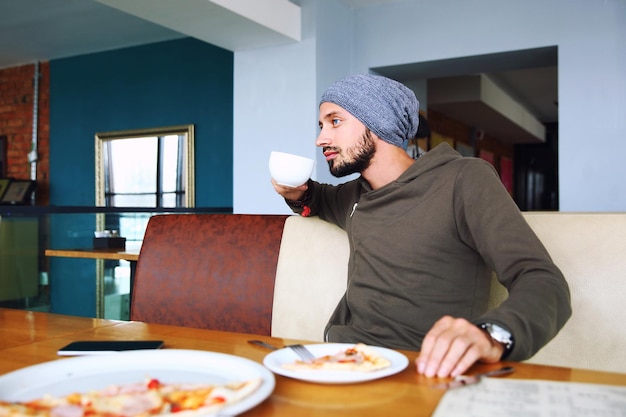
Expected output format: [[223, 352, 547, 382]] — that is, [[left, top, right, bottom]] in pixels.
[[0, 63, 50, 205]]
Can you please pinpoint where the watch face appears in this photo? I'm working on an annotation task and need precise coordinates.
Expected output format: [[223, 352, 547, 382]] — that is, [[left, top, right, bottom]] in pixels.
[[481, 323, 513, 348], [492, 330, 510, 344]]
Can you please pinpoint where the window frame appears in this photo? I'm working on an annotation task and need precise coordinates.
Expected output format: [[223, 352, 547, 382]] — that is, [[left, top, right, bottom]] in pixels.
[[95, 125, 195, 209]]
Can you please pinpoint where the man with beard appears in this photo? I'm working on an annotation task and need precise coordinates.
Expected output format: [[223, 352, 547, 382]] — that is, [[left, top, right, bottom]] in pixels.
[[271, 74, 571, 379]]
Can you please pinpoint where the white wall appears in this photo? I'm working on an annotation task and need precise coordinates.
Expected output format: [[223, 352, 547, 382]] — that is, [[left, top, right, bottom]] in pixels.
[[233, 0, 353, 213], [351, 0, 626, 212], [233, 38, 316, 214], [234, 0, 626, 213]]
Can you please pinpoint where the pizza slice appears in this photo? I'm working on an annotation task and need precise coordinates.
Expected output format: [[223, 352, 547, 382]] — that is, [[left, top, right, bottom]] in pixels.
[[282, 343, 391, 372], [0, 377, 262, 417]]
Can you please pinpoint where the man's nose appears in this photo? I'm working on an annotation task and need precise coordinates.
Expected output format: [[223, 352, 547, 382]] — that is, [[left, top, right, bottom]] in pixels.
[[315, 129, 330, 147]]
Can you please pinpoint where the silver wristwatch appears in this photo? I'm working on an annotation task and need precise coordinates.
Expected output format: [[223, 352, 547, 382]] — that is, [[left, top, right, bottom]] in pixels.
[[479, 323, 514, 355]]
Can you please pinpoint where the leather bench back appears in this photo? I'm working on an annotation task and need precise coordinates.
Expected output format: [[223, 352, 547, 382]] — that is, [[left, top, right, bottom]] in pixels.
[[131, 213, 288, 335]]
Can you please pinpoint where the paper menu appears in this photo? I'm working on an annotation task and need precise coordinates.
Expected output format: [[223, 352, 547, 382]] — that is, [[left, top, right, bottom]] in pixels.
[[432, 377, 626, 417]]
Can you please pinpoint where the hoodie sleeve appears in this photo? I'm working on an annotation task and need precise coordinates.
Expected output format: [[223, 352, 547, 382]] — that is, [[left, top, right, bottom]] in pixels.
[[285, 179, 363, 230], [453, 159, 572, 362]]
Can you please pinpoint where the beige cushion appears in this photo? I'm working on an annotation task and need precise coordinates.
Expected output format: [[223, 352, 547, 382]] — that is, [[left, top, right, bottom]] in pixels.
[[272, 216, 348, 341], [272, 212, 626, 373], [514, 212, 626, 373]]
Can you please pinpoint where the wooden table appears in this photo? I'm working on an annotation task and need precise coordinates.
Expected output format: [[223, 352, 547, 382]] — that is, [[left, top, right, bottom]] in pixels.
[[44, 248, 140, 262], [45, 247, 141, 318], [1, 308, 626, 416]]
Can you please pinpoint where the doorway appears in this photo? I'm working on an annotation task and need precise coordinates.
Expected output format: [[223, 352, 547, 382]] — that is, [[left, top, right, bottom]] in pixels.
[[374, 46, 559, 210]]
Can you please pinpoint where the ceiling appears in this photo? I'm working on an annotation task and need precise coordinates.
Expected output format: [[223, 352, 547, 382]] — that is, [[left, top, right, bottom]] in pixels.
[[0, 0, 557, 144]]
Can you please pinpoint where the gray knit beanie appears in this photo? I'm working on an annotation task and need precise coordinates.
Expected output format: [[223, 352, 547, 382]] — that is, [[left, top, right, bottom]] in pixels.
[[320, 74, 420, 148]]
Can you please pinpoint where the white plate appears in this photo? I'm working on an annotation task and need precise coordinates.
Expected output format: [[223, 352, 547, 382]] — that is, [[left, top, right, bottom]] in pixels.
[[263, 343, 409, 384], [0, 349, 274, 416]]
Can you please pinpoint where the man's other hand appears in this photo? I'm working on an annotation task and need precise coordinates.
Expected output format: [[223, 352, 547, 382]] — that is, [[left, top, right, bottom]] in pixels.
[[415, 315, 504, 378]]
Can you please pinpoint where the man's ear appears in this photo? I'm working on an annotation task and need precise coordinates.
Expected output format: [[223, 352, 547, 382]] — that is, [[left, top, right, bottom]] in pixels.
[[371, 132, 385, 146], [374, 136, 396, 150]]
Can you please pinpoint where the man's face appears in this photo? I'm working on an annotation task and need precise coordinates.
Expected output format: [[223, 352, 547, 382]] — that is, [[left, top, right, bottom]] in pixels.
[[316, 102, 376, 177]]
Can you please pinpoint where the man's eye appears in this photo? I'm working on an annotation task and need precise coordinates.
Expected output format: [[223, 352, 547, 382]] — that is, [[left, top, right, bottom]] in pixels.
[[332, 118, 340, 126]]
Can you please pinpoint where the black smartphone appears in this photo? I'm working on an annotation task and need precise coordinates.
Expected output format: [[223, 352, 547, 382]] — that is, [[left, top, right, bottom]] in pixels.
[[57, 340, 164, 356]]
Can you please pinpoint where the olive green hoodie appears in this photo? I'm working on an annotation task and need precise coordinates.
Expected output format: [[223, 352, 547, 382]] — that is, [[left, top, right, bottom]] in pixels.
[[288, 143, 571, 361]]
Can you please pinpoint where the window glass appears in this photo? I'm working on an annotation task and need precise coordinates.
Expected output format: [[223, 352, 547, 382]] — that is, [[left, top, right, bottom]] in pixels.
[[161, 135, 180, 194], [108, 137, 157, 195]]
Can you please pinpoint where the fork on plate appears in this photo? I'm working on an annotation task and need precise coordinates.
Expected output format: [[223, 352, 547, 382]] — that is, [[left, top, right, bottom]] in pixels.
[[287, 344, 316, 362], [247, 339, 316, 362]]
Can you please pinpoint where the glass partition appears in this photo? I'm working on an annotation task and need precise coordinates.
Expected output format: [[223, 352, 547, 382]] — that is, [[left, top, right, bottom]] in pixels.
[[0, 206, 230, 320]]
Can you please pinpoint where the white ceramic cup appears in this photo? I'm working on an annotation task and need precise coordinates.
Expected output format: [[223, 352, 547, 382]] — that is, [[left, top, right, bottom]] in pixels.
[[269, 151, 315, 188]]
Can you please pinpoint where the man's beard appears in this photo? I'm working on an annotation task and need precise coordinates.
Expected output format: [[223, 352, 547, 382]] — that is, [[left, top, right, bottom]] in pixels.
[[327, 129, 376, 178]]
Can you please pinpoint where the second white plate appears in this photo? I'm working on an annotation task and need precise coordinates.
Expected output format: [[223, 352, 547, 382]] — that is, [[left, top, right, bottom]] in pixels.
[[0, 349, 274, 416], [263, 343, 409, 384]]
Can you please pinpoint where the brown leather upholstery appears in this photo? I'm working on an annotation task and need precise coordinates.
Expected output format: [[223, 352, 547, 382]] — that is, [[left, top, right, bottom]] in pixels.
[[130, 214, 288, 335]]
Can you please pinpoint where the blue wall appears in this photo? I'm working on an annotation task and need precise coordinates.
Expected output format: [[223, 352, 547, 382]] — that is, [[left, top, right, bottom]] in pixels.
[[48, 38, 233, 316], [49, 37, 233, 207]]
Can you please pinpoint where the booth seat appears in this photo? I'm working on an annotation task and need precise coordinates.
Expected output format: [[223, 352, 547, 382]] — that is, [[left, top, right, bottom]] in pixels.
[[130, 212, 626, 374], [273, 213, 626, 374]]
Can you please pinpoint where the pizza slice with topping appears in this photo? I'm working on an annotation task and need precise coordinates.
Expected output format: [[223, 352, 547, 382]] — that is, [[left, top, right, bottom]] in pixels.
[[282, 343, 391, 372]]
